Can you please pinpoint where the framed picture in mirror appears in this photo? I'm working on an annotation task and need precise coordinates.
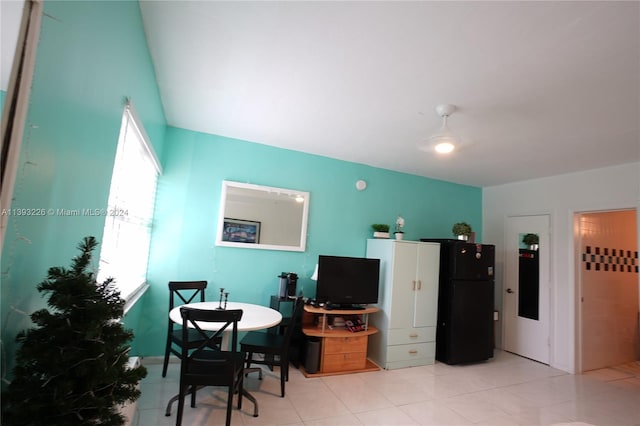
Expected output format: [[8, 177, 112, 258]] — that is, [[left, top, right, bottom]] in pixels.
[[222, 218, 261, 244]]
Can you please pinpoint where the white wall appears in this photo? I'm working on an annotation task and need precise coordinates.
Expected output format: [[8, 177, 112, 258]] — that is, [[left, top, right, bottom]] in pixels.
[[483, 162, 640, 373]]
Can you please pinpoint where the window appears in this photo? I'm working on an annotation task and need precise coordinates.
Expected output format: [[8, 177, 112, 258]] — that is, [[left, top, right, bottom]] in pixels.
[[1, 0, 42, 252], [98, 101, 161, 301]]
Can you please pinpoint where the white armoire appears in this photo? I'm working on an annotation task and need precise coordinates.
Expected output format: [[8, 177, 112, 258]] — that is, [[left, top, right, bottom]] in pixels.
[[366, 239, 440, 369]]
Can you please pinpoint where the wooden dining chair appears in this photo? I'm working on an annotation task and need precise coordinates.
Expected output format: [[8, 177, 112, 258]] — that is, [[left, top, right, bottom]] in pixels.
[[162, 280, 209, 377], [240, 296, 304, 397], [174, 307, 250, 426]]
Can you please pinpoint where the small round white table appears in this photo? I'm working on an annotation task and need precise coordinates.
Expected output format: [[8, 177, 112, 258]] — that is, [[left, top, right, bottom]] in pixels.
[[169, 301, 283, 337], [166, 301, 282, 418]]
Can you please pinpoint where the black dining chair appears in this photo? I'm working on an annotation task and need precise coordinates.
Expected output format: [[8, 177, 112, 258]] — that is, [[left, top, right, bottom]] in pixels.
[[240, 297, 304, 397], [174, 307, 252, 426], [162, 280, 209, 377]]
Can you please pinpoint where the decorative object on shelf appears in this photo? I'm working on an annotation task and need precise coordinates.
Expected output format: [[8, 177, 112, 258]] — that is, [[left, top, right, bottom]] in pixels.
[[345, 315, 365, 332], [522, 233, 539, 250], [394, 215, 405, 240], [371, 223, 390, 239], [216, 287, 229, 310], [452, 222, 472, 240], [356, 180, 367, 191]]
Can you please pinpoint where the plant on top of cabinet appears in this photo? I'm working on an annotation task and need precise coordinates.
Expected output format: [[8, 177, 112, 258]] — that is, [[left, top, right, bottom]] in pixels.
[[371, 223, 390, 239], [452, 222, 472, 240], [394, 215, 405, 240]]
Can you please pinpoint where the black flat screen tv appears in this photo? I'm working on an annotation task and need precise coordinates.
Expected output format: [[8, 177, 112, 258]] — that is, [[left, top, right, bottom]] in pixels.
[[315, 255, 380, 308]]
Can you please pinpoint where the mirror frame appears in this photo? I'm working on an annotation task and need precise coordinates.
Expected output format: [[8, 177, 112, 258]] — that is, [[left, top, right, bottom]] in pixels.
[[215, 180, 310, 252]]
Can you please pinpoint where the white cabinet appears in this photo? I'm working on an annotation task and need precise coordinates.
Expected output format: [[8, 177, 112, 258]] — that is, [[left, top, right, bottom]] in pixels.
[[366, 239, 440, 369]]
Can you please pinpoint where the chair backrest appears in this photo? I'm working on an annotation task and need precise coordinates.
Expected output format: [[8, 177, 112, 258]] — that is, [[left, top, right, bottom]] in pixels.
[[169, 280, 208, 310], [179, 308, 244, 379], [283, 297, 305, 346]]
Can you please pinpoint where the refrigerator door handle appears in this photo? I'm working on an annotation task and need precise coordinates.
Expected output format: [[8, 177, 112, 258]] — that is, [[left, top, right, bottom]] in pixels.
[[417, 280, 422, 290], [412, 280, 416, 291]]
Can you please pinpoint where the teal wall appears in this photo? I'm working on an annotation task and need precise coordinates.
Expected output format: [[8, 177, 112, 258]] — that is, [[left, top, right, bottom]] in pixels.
[[135, 127, 481, 356], [0, 1, 166, 380], [0, 0, 482, 370]]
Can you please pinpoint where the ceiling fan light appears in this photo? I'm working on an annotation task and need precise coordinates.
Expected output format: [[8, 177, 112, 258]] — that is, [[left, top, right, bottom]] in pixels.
[[418, 103, 468, 155], [435, 141, 455, 154], [422, 103, 462, 155]]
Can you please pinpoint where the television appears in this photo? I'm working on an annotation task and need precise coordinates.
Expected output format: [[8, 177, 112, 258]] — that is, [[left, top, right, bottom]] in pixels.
[[315, 255, 380, 308]]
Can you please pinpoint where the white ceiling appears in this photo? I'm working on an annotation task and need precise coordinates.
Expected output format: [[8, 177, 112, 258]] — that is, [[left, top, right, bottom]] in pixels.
[[10, 1, 640, 188], [139, 1, 639, 187]]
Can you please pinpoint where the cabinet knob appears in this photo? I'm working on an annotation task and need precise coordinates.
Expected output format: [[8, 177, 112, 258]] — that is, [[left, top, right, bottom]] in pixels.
[[417, 280, 422, 290], [409, 333, 418, 338], [412, 280, 416, 291], [408, 350, 418, 355]]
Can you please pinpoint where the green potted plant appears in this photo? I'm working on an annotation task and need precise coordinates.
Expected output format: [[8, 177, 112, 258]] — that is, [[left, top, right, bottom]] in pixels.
[[522, 233, 539, 250], [452, 222, 472, 240], [371, 223, 390, 239]]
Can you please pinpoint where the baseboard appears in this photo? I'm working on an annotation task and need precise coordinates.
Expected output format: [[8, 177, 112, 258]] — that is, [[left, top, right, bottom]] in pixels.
[[120, 356, 141, 426], [140, 355, 185, 366]]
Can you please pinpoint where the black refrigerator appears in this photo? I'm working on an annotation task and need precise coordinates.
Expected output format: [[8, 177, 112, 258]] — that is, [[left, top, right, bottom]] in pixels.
[[420, 239, 495, 364]]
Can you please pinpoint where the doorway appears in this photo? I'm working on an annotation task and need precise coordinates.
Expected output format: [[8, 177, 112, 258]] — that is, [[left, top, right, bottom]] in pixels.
[[503, 214, 551, 364], [576, 209, 639, 373]]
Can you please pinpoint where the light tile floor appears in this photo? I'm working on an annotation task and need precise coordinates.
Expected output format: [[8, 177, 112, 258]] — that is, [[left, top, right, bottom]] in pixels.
[[136, 351, 640, 425]]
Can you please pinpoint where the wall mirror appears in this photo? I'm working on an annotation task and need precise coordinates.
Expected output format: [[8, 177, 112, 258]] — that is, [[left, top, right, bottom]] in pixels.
[[216, 180, 310, 252], [517, 233, 540, 321]]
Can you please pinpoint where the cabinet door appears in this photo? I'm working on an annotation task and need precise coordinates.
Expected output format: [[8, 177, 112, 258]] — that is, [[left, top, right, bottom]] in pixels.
[[414, 244, 440, 328], [389, 242, 418, 329]]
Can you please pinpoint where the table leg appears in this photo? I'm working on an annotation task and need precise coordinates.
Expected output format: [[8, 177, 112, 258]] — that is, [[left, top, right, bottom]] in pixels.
[[165, 386, 195, 417], [242, 388, 259, 417], [221, 332, 230, 350], [165, 384, 259, 418]]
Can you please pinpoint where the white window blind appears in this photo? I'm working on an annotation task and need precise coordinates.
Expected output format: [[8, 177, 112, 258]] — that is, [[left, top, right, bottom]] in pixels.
[[98, 102, 161, 300]]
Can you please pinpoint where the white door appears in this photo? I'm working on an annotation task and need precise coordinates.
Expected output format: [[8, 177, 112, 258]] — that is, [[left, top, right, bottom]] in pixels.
[[389, 242, 418, 330], [414, 243, 440, 328], [503, 215, 551, 364]]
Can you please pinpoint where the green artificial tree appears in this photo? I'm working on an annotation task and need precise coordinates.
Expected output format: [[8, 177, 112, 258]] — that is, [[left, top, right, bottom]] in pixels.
[[2, 236, 147, 426]]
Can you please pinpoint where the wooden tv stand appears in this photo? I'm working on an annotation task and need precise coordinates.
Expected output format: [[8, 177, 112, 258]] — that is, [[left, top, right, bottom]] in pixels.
[[301, 305, 380, 377]]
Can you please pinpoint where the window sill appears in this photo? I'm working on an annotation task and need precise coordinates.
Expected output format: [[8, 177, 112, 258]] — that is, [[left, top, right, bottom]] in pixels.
[[123, 283, 149, 315]]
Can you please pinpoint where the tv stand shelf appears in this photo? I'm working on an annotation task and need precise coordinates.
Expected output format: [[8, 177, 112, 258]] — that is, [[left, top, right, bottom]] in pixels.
[[303, 306, 379, 315], [301, 305, 380, 377]]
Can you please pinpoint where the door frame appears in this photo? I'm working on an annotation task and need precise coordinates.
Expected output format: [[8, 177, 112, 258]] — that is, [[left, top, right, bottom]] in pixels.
[[502, 213, 552, 364]]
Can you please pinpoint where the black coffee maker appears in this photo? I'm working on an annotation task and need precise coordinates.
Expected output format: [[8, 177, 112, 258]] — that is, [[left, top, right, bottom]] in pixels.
[[278, 272, 298, 298]]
